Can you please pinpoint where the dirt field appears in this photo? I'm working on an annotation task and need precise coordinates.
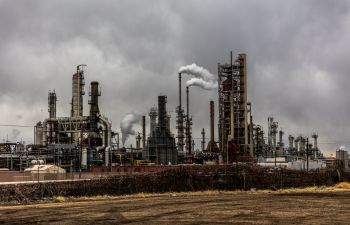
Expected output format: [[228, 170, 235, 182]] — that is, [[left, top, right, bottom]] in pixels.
[[0, 188, 349, 225]]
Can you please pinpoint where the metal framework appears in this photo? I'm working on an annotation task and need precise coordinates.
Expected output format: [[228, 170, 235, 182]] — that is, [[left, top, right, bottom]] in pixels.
[[218, 53, 248, 152]]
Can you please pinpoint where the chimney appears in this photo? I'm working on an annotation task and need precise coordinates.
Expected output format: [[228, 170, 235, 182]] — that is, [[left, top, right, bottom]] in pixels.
[[185, 86, 192, 154], [206, 101, 219, 152], [210, 100, 215, 143]]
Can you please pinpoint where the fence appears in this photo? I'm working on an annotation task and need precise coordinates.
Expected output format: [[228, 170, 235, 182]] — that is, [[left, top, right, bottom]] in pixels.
[[0, 164, 347, 203]]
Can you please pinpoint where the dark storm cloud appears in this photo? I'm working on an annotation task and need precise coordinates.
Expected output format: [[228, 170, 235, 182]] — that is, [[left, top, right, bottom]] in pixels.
[[0, 0, 349, 154]]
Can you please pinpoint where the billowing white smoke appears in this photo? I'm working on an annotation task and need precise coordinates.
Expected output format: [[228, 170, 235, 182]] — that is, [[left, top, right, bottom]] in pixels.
[[179, 63, 218, 90], [120, 112, 142, 146], [339, 146, 347, 151]]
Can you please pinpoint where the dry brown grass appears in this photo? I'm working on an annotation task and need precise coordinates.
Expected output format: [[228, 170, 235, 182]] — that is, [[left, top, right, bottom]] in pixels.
[[334, 182, 350, 189], [52, 183, 350, 203]]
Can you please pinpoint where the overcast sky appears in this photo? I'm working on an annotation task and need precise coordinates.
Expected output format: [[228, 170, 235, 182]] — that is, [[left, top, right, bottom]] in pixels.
[[0, 0, 349, 156]]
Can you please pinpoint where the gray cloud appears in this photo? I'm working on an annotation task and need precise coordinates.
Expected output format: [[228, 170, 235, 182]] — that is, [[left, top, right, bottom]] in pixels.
[[0, 0, 349, 154]]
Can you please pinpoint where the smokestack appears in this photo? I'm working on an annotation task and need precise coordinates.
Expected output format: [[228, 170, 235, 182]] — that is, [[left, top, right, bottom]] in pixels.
[[210, 101, 215, 143], [176, 73, 185, 152], [142, 116, 146, 150], [48, 90, 57, 119], [185, 86, 192, 154], [186, 86, 189, 116], [179, 73, 182, 110], [206, 101, 219, 152]]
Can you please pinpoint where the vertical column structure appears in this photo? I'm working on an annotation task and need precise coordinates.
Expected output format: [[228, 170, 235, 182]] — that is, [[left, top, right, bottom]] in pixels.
[[185, 86, 192, 154], [312, 133, 318, 149], [240, 53, 248, 145], [166, 114, 171, 131], [147, 96, 177, 165], [142, 116, 146, 150], [71, 66, 85, 118], [271, 121, 278, 153], [254, 125, 265, 156], [48, 91, 57, 119], [288, 135, 294, 149], [201, 128, 205, 151], [89, 81, 100, 132], [278, 129, 284, 147], [176, 73, 185, 152], [136, 133, 141, 149], [218, 53, 248, 152], [206, 100, 219, 152], [267, 117, 273, 147], [47, 91, 58, 144], [149, 107, 157, 136]]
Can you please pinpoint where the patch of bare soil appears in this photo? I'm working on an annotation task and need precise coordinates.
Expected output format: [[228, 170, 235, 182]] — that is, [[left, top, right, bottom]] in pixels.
[[0, 190, 350, 224]]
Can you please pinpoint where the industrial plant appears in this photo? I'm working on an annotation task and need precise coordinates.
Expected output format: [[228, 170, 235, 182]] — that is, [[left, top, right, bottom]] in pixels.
[[0, 52, 347, 173]]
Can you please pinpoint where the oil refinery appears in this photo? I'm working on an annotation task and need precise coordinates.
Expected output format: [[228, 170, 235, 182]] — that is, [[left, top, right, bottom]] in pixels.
[[0, 52, 345, 173]]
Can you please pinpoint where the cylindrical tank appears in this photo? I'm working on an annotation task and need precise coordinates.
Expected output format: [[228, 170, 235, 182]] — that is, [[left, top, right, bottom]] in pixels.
[[105, 147, 110, 167], [35, 122, 44, 145], [218, 154, 223, 164], [81, 147, 87, 169]]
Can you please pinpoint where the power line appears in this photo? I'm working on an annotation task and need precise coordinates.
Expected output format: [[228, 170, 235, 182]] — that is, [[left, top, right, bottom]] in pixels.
[[0, 124, 33, 128]]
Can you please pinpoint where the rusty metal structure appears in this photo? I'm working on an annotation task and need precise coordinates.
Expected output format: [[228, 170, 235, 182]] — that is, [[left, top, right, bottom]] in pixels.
[[218, 52, 249, 156], [34, 66, 113, 171]]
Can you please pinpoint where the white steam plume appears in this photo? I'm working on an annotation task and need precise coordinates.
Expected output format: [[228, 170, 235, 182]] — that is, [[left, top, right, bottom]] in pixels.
[[179, 63, 218, 90], [120, 112, 142, 146]]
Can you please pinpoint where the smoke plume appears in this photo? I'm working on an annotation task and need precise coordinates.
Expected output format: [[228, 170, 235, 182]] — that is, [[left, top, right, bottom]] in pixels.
[[179, 63, 218, 90], [120, 112, 142, 146]]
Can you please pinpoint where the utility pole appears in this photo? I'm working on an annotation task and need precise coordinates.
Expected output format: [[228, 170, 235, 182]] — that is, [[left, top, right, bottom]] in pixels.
[[306, 137, 309, 171]]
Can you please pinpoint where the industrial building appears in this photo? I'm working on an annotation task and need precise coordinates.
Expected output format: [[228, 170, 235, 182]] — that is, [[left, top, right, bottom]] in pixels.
[[146, 96, 177, 165], [33, 65, 114, 171], [0, 53, 331, 172], [217, 53, 250, 162]]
